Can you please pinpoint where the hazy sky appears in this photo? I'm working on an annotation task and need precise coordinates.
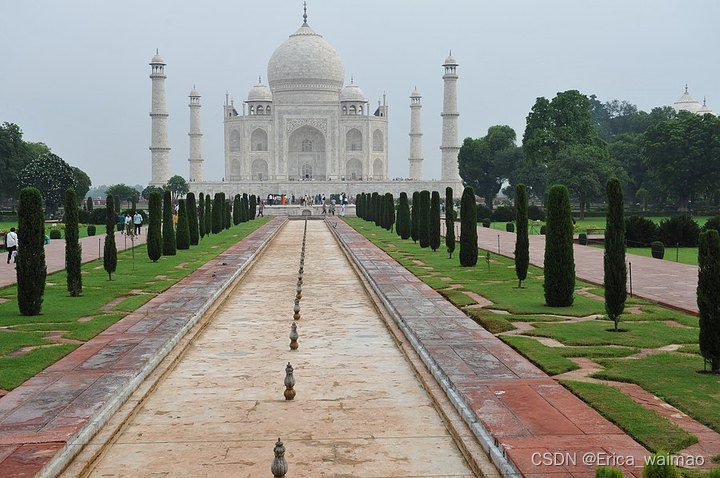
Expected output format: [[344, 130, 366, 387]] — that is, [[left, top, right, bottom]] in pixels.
[[1, 0, 718, 187]]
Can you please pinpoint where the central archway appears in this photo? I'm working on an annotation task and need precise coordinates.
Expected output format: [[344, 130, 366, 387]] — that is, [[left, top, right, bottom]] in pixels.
[[288, 125, 326, 180]]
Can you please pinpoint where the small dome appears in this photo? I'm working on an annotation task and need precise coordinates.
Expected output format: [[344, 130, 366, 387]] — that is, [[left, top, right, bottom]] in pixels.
[[698, 98, 714, 115], [340, 81, 366, 102], [189, 88, 200, 97], [674, 86, 702, 114], [150, 53, 165, 65], [247, 82, 272, 102], [444, 52, 457, 65], [410, 86, 421, 98]]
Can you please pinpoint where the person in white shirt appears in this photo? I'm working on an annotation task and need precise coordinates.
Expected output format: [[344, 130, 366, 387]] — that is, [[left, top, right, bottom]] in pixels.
[[5, 228, 18, 264], [133, 212, 143, 235]]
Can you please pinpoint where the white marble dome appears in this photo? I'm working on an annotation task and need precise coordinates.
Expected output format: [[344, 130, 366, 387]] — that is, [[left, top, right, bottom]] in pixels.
[[340, 82, 366, 102], [267, 24, 344, 92], [247, 83, 272, 102], [674, 87, 702, 114]]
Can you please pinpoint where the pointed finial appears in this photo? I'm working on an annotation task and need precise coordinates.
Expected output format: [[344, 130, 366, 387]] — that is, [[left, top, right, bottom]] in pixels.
[[258, 75, 262, 84], [193, 83, 196, 89], [685, 83, 688, 94], [449, 49, 452, 56], [156, 48, 159, 55], [350, 75, 354, 85], [302, 1, 308, 25], [703, 96, 707, 106]]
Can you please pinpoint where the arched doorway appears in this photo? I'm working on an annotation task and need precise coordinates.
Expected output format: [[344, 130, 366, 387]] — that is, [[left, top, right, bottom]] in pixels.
[[251, 159, 268, 180], [373, 158, 384, 180], [288, 125, 326, 180], [346, 158, 362, 180]]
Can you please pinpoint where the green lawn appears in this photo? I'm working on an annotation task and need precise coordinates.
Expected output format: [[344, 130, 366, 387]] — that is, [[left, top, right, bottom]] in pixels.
[[0, 218, 268, 390], [1, 221, 97, 240], [345, 216, 714, 453]]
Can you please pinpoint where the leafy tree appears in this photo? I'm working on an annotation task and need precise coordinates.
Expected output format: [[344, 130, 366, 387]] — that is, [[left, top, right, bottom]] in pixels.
[[147, 191, 162, 262], [445, 187, 456, 258], [233, 194, 241, 225], [142, 185, 164, 200], [384, 193, 395, 231], [698, 230, 720, 373], [198, 193, 205, 239], [64, 189, 82, 296], [186, 192, 199, 245], [18, 152, 76, 213], [514, 184, 529, 287], [429, 191, 441, 251], [459, 187, 478, 267], [16, 187, 47, 315], [106, 183, 140, 209], [458, 125, 517, 209], [176, 199, 190, 250], [212, 193, 223, 233], [86, 196, 94, 212], [608, 133, 646, 199], [205, 193, 212, 234], [0, 123, 33, 202], [503, 146, 547, 202], [249, 194, 257, 219], [410, 191, 420, 243], [417, 190, 430, 248], [604, 178, 627, 331], [165, 175, 189, 202], [103, 194, 117, 280], [397, 192, 411, 239], [162, 190, 176, 255], [544, 185, 575, 307], [71, 167, 91, 200]]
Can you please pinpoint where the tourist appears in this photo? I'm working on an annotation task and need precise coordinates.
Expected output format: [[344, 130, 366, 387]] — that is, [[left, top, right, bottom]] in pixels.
[[5, 228, 17, 264], [321, 199, 327, 215], [258, 200, 264, 217], [124, 213, 132, 235], [329, 198, 335, 215], [133, 211, 143, 234], [117, 212, 125, 234], [340, 201, 345, 216]]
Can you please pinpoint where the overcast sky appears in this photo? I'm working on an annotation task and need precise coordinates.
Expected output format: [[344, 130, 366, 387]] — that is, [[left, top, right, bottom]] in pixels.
[[1, 0, 718, 187]]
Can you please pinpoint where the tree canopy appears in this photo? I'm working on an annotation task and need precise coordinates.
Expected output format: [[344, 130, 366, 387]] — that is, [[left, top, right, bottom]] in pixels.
[[166, 175, 189, 202], [18, 152, 76, 213]]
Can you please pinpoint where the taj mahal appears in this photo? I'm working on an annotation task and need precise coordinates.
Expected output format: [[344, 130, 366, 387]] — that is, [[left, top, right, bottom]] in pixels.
[[148, 7, 463, 199]]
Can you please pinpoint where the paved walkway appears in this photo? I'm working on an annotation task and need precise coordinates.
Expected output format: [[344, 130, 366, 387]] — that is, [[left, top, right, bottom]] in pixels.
[[337, 219, 647, 477], [80, 220, 473, 477], [0, 230, 147, 289], [0, 218, 284, 477], [471, 226, 699, 314]]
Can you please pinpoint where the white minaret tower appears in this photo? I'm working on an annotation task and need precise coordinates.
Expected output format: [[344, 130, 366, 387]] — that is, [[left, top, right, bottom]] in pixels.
[[188, 86, 203, 182], [149, 50, 170, 186], [408, 87, 423, 180], [440, 52, 460, 181]]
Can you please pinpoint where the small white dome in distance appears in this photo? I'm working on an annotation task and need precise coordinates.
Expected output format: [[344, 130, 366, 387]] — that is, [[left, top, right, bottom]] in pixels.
[[248, 79, 273, 102], [674, 85, 702, 114], [340, 79, 366, 102]]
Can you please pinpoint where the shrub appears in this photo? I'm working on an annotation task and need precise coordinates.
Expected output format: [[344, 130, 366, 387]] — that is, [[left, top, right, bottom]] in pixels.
[[491, 205, 515, 222], [78, 209, 90, 224], [429, 191, 440, 250], [49, 229, 62, 239], [544, 185, 575, 307], [514, 184, 529, 288], [212, 193, 223, 233], [385, 193, 395, 231], [204, 193, 212, 234], [528, 204, 546, 221], [482, 218, 491, 228], [147, 191, 162, 262], [89, 208, 107, 225], [233, 194, 241, 225], [595, 466, 623, 478], [198, 193, 205, 239], [225, 199, 232, 230], [176, 199, 190, 250], [506, 222, 514, 233], [397, 192, 411, 239], [702, 216, 720, 233], [651, 241, 665, 259], [626, 215, 659, 247], [87, 225, 96, 236], [17, 187, 47, 315], [642, 453, 681, 478], [476, 203, 492, 222], [86, 196, 94, 212], [64, 189, 82, 297], [698, 230, 720, 373], [658, 215, 700, 247], [459, 187, 478, 267], [418, 190, 430, 248], [249, 194, 257, 219], [162, 190, 176, 255], [578, 233, 587, 245], [540, 225, 547, 235], [103, 195, 117, 280], [242, 193, 249, 223], [604, 178, 627, 332], [186, 192, 199, 245], [445, 187, 456, 258], [411, 191, 419, 243]]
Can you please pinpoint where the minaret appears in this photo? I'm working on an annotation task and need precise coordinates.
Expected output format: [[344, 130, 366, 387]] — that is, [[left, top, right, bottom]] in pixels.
[[188, 86, 203, 182], [408, 87, 423, 180], [149, 51, 170, 186], [440, 52, 460, 181]]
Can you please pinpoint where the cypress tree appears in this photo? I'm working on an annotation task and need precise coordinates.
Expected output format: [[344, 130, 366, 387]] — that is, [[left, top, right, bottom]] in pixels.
[[604, 178, 627, 331], [698, 230, 720, 373], [198, 193, 205, 238], [17, 187, 47, 315], [374, 192, 382, 227], [411, 191, 420, 243], [361, 193, 368, 220], [445, 187, 456, 258], [355, 194, 361, 218], [147, 191, 162, 262], [418, 190, 430, 248], [205, 193, 212, 234], [212, 193, 223, 233], [397, 192, 411, 239], [249, 194, 257, 219], [544, 184, 575, 307], [176, 199, 190, 250], [64, 189, 82, 296], [162, 190, 176, 256], [86, 196, 93, 212], [459, 187, 478, 267], [104, 194, 118, 279], [187, 192, 199, 245], [233, 194, 241, 225], [242, 193, 249, 222], [369, 192, 377, 224], [225, 200, 232, 229], [514, 184, 529, 287], [385, 193, 395, 231], [429, 191, 441, 251]]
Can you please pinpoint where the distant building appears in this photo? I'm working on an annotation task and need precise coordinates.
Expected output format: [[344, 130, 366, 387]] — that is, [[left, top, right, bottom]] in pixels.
[[673, 85, 714, 115]]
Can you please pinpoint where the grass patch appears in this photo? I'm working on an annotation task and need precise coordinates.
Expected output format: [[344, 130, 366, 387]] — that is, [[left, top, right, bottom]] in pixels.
[[437, 288, 476, 307], [465, 309, 516, 333], [593, 353, 720, 433], [561, 380, 697, 453], [0, 219, 268, 390]]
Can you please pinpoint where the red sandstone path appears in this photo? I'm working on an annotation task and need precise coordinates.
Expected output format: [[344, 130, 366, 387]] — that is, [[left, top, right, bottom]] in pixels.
[[0, 231, 147, 290], [473, 227, 699, 314]]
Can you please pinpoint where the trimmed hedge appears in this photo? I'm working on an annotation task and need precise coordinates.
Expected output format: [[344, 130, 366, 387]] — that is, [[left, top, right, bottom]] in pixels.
[[578, 233, 587, 245], [411, 191, 419, 243], [514, 184, 529, 287], [429, 191, 440, 251], [187, 192, 199, 245], [417, 190, 430, 248], [49, 229, 62, 239], [491, 205, 515, 222], [445, 187, 455, 259], [651, 241, 664, 259], [87, 225, 96, 236], [17, 187, 47, 315], [459, 186, 478, 267], [176, 199, 190, 250], [147, 191, 162, 262], [162, 190, 176, 256], [543, 185, 575, 307], [626, 215, 658, 246], [397, 192, 411, 239], [506, 223, 515, 233], [658, 214, 700, 247], [103, 194, 118, 279]]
